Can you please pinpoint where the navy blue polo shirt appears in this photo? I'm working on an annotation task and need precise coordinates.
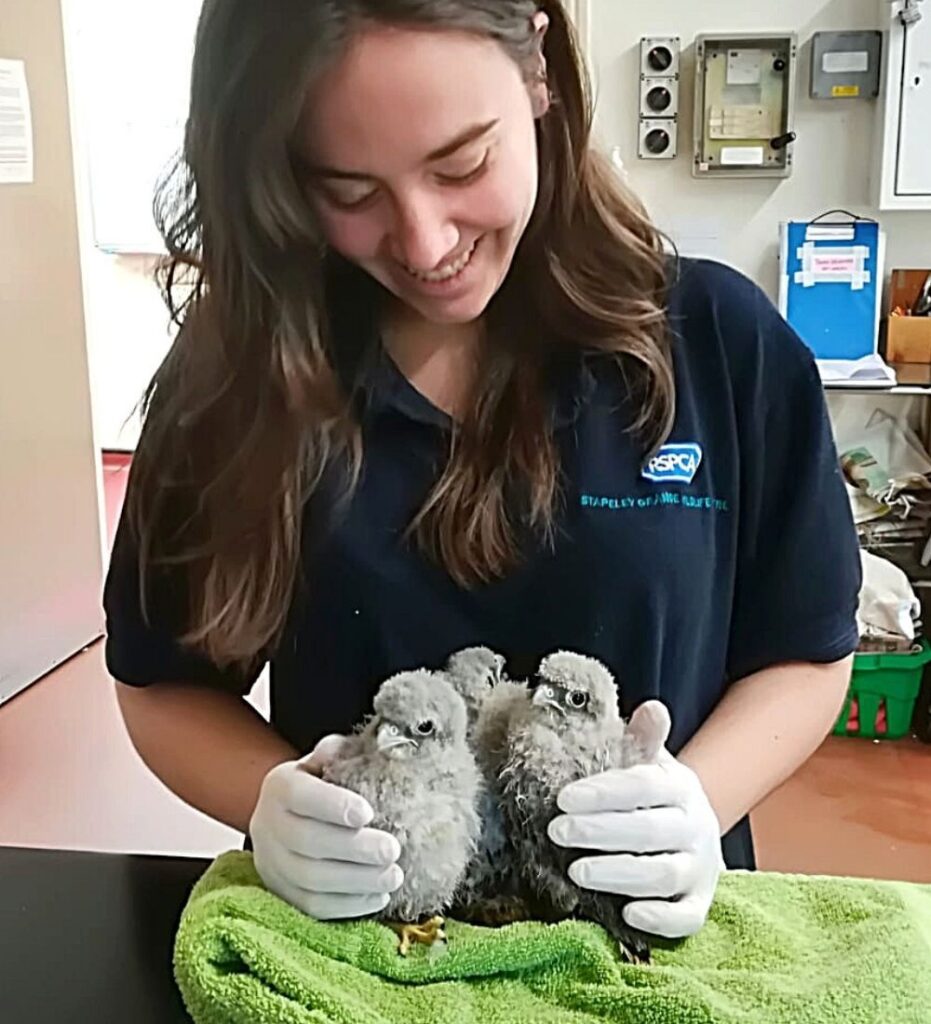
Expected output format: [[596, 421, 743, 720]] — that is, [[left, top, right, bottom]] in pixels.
[[104, 258, 861, 869]]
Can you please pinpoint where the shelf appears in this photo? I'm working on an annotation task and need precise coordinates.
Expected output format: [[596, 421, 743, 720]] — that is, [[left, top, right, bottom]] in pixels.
[[823, 362, 931, 396]]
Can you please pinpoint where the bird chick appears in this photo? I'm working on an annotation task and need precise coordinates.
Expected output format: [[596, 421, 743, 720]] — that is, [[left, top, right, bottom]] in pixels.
[[498, 651, 655, 964], [442, 647, 533, 926], [443, 646, 506, 741], [323, 670, 481, 956]]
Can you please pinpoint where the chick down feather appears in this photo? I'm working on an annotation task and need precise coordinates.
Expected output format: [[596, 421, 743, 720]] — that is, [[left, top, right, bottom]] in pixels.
[[323, 670, 482, 924], [441, 647, 532, 924], [497, 651, 663, 962]]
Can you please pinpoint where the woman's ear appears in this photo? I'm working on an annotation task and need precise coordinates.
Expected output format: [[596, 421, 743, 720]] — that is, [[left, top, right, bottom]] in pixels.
[[529, 10, 551, 119]]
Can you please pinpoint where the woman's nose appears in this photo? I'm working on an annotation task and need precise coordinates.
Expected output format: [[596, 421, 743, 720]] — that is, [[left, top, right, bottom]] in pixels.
[[390, 192, 460, 273]]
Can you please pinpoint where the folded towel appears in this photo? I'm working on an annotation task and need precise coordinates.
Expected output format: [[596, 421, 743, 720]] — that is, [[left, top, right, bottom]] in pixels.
[[174, 851, 931, 1024]]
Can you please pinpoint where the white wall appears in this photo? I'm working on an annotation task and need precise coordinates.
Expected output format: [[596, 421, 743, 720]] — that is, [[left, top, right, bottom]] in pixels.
[[587, 0, 931, 300], [62, 0, 190, 451], [79, 252, 172, 450]]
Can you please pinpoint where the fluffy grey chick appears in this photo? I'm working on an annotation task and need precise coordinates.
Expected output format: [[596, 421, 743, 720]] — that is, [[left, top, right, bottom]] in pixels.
[[497, 651, 666, 964], [441, 647, 532, 925], [323, 670, 482, 955], [443, 646, 506, 741]]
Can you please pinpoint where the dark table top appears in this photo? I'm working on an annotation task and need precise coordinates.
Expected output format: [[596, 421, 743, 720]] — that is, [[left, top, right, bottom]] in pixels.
[[0, 845, 209, 1023]]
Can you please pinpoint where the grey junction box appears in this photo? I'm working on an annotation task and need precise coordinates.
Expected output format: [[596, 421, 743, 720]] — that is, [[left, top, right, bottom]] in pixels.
[[811, 31, 883, 100]]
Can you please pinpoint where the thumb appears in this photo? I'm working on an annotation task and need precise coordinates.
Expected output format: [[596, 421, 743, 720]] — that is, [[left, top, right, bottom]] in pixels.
[[623, 894, 709, 939], [628, 700, 672, 761], [299, 734, 350, 776]]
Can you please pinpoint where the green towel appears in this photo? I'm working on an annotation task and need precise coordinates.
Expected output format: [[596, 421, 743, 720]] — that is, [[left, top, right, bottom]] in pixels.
[[174, 851, 931, 1024]]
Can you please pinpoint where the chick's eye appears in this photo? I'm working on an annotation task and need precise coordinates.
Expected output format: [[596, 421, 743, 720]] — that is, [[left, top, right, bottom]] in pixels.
[[567, 690, 589, 709], [415, 720, 435, 736]]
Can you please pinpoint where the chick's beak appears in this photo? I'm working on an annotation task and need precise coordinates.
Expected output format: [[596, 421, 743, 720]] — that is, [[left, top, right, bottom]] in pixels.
[[532, 684, 565, 715], [376, 722, 417, 753]]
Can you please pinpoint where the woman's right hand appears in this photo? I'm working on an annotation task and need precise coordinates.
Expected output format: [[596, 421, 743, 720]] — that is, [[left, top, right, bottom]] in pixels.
[[249, 735, 404, 920]]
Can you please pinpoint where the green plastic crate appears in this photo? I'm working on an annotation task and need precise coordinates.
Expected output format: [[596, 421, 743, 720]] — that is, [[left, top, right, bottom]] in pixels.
[[833, 639, 931, 739]]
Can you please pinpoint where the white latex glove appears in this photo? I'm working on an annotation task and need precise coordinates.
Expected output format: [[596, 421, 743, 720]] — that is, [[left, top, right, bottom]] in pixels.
[[548, 750, 724, 939], [250, 734, 403, 920]]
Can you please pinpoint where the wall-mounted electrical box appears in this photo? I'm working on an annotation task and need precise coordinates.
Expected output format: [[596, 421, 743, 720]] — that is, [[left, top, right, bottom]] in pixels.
[[693, 33, 798, 179], [876, 1, 931, 210], [810, 31, 882, 100], [638, 36, 680, 160]]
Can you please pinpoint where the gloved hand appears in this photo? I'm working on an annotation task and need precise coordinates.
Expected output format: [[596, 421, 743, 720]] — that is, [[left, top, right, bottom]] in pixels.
[[250, 734, 403, 920], [548, 750, 724, 939]]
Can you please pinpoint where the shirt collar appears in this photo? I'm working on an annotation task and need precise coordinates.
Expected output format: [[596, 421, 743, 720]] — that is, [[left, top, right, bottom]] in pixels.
[[355, 343, 597, 431], [325, 254, 596, 430], [359, 348, 451, 429]]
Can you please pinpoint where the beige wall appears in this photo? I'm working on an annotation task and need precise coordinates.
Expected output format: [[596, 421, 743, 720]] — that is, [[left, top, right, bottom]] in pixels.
[[0, 0, 105, 702], [588, 0, 931, 298]]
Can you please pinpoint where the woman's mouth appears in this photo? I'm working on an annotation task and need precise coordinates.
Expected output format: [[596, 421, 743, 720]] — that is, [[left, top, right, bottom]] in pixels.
[[402, 238, 480, 287]]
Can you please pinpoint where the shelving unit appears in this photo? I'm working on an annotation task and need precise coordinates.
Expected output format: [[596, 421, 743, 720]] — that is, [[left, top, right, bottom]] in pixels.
[[823, 362, 931, 396]]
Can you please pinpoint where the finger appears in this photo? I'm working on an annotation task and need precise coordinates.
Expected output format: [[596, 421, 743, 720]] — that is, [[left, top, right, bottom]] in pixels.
[[557, 766, 688, 815], [284, 770, 374, 829], [278, 815, 401, 866], [272, 878, 391, 922], [627, 701, 672, 759], [567, 852, 696, 899], [548, 807, 692, 853], [300, 735, 350, 775], [282, 852, 405, 896], [622, 895, 710, 939]]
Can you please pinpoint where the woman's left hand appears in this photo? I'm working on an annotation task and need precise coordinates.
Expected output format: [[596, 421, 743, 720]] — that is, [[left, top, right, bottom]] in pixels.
[[547, 751, 724, 939]]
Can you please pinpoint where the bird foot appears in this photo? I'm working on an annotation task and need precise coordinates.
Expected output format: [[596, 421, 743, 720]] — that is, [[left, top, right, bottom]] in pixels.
[[618, 936, 651, 966], [388, 916, 447, 957]]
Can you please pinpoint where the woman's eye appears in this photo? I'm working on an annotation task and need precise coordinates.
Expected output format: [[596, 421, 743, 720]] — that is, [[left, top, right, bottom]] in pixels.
[[568, 691, 588, 709], [415, 720, 435, 736], [320, 184, 379, 210], [437, 151, 490, 185]]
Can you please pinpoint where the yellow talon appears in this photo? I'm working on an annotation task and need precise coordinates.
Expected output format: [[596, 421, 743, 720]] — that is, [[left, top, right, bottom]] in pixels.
[[388, 916, 447, 956]]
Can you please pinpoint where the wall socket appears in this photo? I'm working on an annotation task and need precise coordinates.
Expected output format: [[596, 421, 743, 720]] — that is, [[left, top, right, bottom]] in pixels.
[[639, 119, 679, 159], [639, 37, 680, 160], [641, 36, 681, 78]]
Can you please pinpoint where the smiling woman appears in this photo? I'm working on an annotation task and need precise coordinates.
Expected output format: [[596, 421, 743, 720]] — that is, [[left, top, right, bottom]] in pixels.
[[106, 0, 860, 947]]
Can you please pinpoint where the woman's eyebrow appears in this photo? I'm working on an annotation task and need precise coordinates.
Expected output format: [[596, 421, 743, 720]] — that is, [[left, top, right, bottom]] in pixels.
[[309, 119, 500, 181], [425, 118, 499, 161]]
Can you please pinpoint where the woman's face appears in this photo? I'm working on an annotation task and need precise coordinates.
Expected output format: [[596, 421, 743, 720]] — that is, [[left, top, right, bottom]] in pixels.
[[299, 24, 546, 326]]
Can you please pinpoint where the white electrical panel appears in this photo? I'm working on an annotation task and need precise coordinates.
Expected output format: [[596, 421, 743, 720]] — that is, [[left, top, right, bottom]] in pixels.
[[876, 0, 931, 209]]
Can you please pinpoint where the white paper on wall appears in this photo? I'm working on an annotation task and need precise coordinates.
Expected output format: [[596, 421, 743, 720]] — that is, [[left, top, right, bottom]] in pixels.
[[0, 59, 34, 185]]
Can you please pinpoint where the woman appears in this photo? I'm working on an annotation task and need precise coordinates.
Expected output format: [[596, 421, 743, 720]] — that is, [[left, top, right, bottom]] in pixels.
[[106, 0, 860, 941]]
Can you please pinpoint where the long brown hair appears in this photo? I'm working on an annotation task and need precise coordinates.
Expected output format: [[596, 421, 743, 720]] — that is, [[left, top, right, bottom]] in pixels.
[[131, 0, 674, 670]]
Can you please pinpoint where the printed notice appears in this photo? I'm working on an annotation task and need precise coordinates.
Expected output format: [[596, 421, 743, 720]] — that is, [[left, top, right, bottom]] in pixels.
[[0, 59, 34, 184], [794, 243, 872, 290], [721, 146, 764, 166], [823, 51, 869, 75], [726, 49, 763, 86]]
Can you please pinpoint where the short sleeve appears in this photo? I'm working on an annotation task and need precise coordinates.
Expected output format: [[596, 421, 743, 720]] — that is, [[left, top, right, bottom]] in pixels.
[[103, 483, 264, 695], [725, 285, 861, 682]]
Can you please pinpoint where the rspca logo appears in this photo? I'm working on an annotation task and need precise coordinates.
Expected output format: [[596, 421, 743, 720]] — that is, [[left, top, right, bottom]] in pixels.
[[642, 443, 703, 485]]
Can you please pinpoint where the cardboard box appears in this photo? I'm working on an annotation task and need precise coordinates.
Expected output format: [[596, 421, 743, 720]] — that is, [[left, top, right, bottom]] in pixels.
[[885, 269, 931, 363]]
